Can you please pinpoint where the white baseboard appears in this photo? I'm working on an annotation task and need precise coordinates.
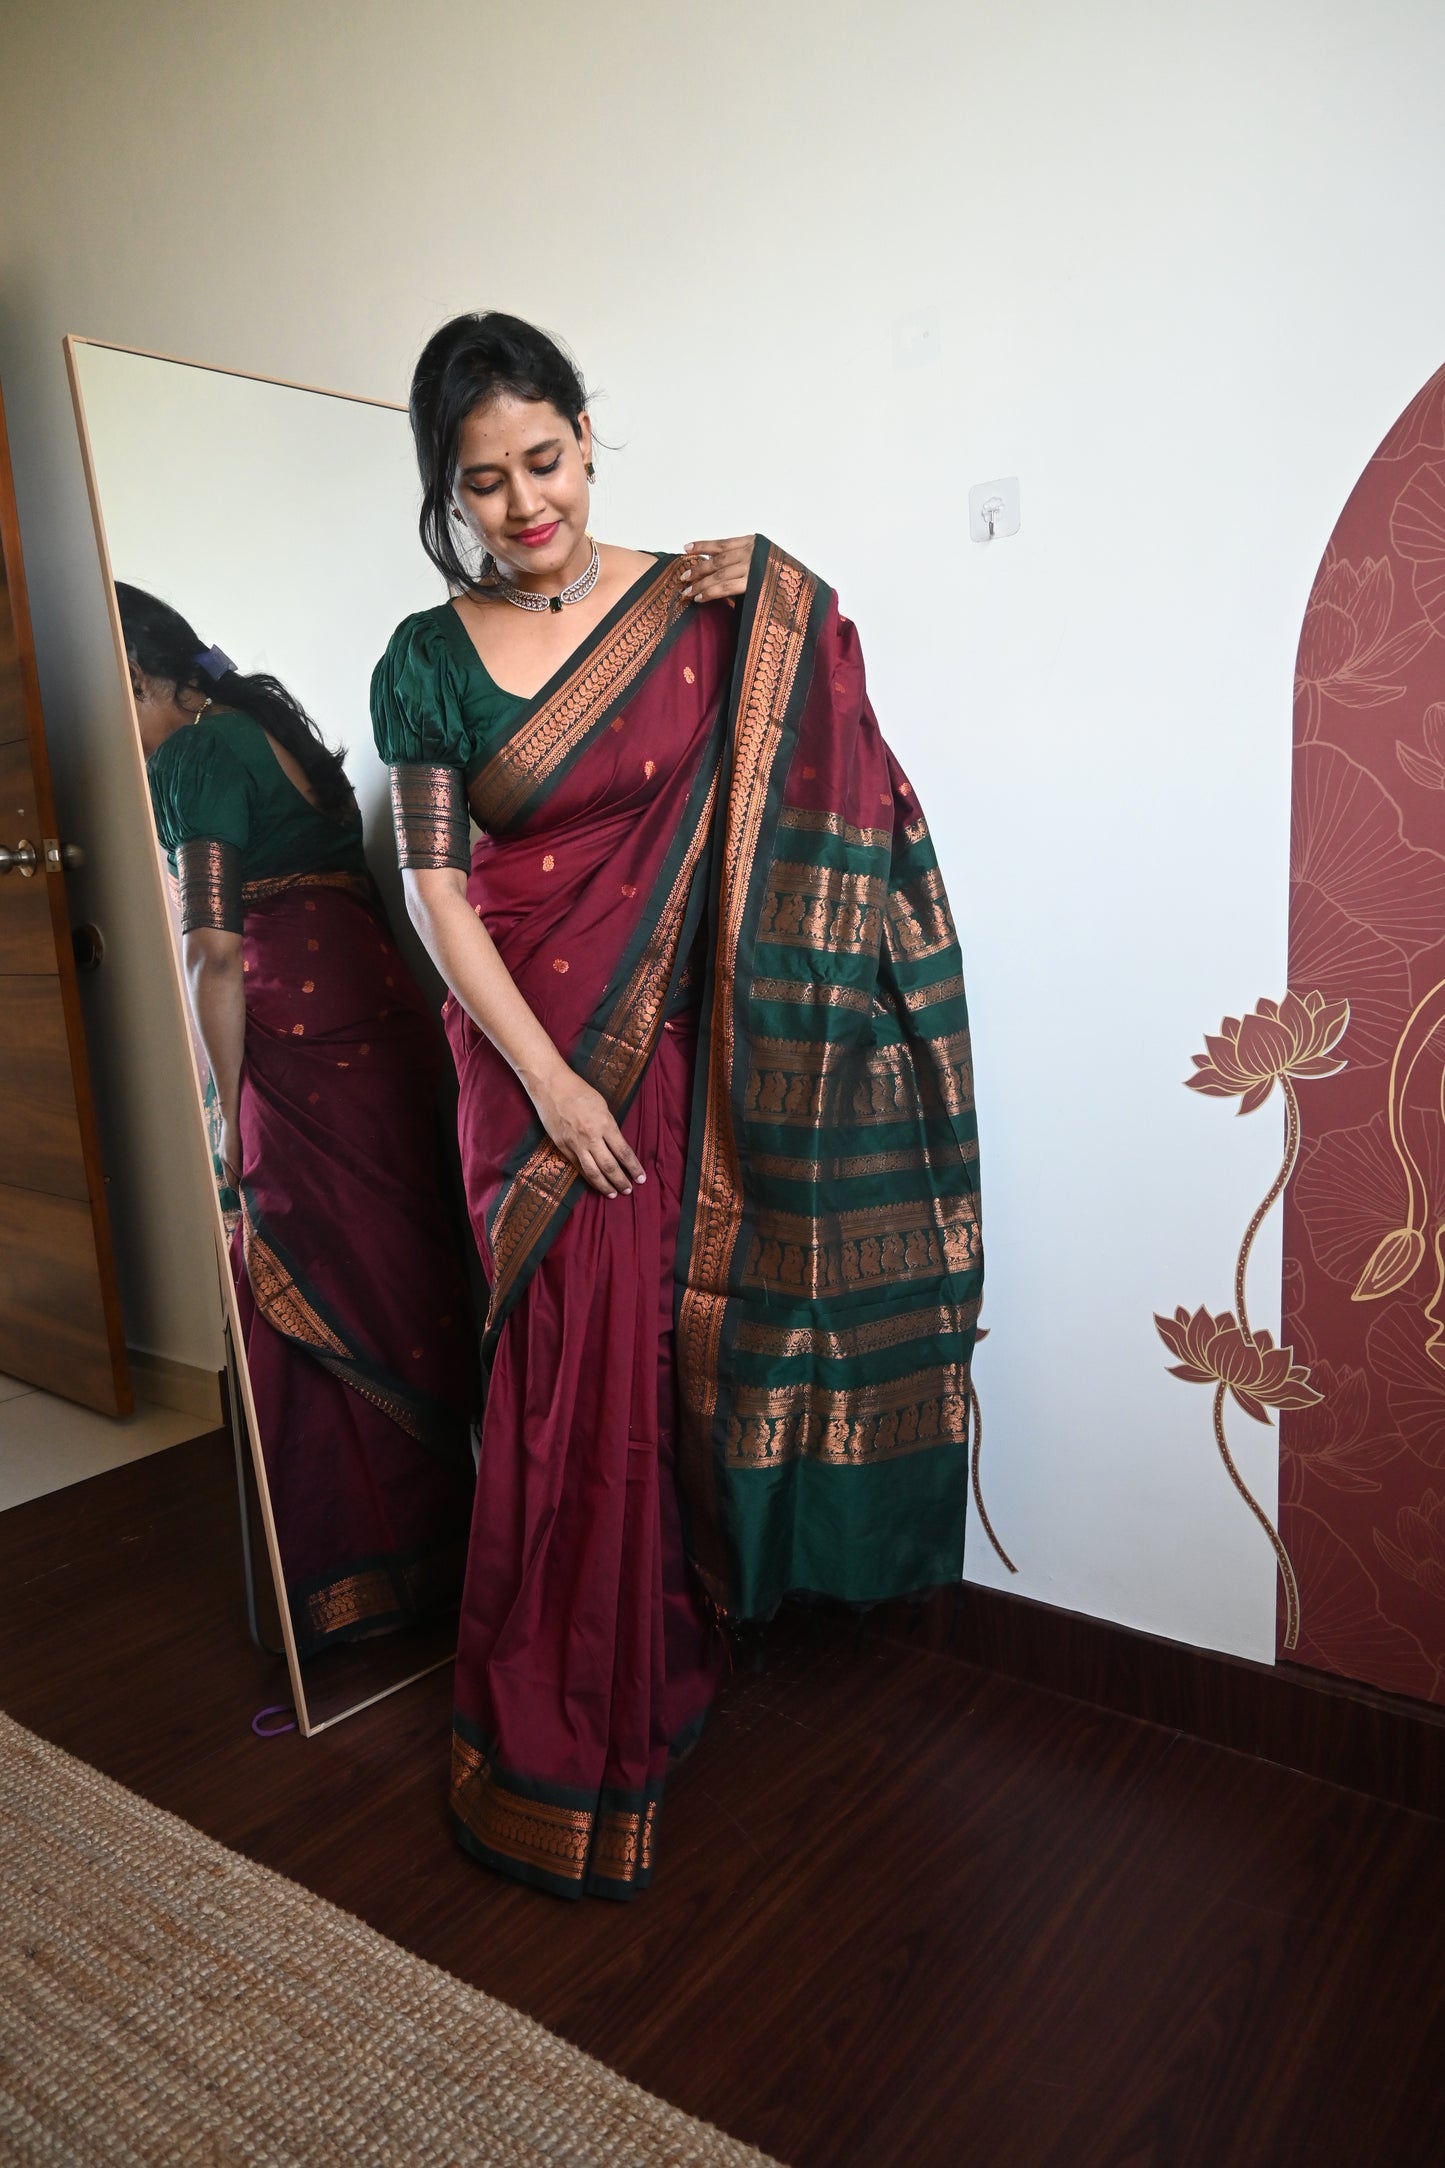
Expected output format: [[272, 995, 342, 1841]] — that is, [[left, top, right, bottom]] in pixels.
[[124, 1348, 224, 1426]]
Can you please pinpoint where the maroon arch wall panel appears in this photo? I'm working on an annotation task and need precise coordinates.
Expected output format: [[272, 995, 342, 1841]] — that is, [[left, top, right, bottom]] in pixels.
[[1283, 362, 1445, 1702]]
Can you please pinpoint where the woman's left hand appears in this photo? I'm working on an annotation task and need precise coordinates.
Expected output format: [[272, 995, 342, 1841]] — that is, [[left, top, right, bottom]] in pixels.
[[680, 536, 755, 605]]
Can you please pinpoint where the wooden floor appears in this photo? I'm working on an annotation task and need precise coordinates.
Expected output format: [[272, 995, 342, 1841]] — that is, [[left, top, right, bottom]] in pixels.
[[2, 1432, 1443, 2168]]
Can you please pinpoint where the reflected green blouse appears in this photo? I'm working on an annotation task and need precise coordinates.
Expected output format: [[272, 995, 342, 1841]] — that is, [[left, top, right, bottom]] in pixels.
[[147, 709, 366, 932]]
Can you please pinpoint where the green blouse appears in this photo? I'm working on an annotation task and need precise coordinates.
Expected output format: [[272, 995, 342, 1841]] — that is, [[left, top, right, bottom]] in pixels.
[[147, 709, 366, 932], [370, 603, 527, 779]]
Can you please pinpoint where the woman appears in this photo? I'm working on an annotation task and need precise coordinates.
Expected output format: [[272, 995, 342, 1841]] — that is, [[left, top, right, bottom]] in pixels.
[[372, 313, 982, 1900], [125, 586, 477, 1658]]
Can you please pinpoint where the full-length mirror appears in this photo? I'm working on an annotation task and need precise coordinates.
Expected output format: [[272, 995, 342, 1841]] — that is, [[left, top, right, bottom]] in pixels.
[[67, 339, 480, 1732]]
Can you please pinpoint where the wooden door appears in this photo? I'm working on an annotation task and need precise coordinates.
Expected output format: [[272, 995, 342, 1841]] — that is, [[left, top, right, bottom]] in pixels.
[[0, 381, 131, 1415]]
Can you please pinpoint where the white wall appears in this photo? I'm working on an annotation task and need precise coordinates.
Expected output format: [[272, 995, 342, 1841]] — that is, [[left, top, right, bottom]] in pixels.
[[4, 0, 1445, 1659]]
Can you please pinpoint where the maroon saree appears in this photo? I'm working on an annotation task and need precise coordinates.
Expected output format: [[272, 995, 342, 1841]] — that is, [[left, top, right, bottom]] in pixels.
[[391, 541, 981, 1900], [232, 875, 477, 1655]]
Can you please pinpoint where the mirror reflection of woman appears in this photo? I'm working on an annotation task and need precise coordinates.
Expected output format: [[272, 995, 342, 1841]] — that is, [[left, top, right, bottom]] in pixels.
[[122, 586, 477, 1659], [373, 315, 983, 1900]]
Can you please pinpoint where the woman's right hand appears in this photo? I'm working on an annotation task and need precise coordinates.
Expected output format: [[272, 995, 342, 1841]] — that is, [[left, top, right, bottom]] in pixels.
[[530, 1063, 645, 1198], [401, 872, 646, 1197]]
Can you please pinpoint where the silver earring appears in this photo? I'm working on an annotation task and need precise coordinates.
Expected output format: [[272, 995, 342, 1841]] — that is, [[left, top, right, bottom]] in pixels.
[[585, 461, 596, 483]]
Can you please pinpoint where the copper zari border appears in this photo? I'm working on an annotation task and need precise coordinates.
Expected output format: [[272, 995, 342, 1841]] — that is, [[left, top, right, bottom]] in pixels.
[[243, 1199, 351, 1358], [743, 1189, 982, 1297], [744, 1032, 975, 1127], [745, 1025, 974, 1076], [884, 865, 958, 962], [389, 761, 470, 870], [749, 974, 875, 1015], [305, 1566, 401, 1638], [899, 970, 968, 1013], [450, 1730, 658, 1895], [175, 836, 241, 934], [312, 1354, 437, 1445], [725, 1377, 972, 1469], [243, 1197, 456, 1447], [746, 1139, 980, 1186], [676, 547, 818, 1442], [756, 859, 889, 954], [776, 804, 892, 851], [239, 868, 375, 907], [735, 1294, 982, 1361], [468, 561, 691, 833]]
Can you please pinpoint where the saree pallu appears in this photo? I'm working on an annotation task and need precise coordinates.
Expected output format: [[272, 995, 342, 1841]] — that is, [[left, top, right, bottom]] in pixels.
[[443, 541, 981, 1899], [233, 875, 477, 1656]]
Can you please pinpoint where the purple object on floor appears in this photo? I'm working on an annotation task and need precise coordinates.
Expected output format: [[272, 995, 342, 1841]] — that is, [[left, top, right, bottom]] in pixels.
[[251, 1705, 297, 1738]]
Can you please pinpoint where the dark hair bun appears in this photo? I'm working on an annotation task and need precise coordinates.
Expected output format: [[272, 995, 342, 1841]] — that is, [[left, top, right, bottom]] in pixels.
[[409, 312, 589, 593], [115, 582, 352, 816]]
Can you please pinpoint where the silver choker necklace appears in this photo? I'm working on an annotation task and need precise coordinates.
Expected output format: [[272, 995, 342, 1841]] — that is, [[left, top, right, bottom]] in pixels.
[[494, 538, 600, 614]]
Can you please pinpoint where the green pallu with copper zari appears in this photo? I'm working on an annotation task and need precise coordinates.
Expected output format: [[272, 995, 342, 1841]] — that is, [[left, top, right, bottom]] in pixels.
[[676, 541, 982, 1620]]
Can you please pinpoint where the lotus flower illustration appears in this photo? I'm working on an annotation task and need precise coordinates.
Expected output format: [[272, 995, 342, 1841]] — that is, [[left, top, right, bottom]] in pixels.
[[1373, 1488, 1445, 1603], [1165, 992, 1349, 1652], [1349, 976, 1445, 1333], [1279, 1358, 1402, 1496], [1186, 992, 1349, 1115], [1294, 554, 1432, 716], [1154, 1306, 1312, 1646], [1396, 702, 1445, 793], [1155, 1307, 1323, 1423]]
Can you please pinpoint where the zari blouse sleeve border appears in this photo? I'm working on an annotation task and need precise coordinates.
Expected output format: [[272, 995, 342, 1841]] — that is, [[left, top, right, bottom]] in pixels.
[[175, 837, 243, 934], [388, 763, 471, 872]]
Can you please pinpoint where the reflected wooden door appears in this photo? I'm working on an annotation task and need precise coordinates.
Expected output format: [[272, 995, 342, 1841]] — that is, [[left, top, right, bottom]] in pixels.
[[0, 381, 130, 1414]]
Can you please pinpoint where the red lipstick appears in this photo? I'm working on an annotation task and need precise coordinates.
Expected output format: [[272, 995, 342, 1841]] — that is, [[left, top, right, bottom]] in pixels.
[[514, 521, 560, 548]]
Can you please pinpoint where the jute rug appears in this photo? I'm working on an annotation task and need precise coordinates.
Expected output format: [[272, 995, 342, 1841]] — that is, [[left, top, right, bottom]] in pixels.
[[0, 1713, 783, 2167]]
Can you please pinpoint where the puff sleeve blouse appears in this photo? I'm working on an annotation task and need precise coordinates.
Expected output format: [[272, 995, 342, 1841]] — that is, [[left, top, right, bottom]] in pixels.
[[370, 604, 526, 871]]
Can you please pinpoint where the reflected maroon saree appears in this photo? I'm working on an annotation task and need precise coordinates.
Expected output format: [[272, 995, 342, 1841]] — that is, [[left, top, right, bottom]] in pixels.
[[231, 876, 476, 1655], [393, 541, 982, 1901]]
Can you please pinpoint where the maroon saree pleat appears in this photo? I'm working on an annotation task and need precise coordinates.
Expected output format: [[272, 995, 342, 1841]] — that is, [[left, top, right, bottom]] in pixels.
[[234, 879, 476, 1654], [450, 1018, 719, 1896], [446, 566, 730, 1898]]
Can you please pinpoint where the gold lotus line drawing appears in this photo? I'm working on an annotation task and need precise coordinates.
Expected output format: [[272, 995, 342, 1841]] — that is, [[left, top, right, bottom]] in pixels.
[[1294, 552, 1433, 741], [1157, 989, 1349, 1649], [1349, 978, 1445, 1367]]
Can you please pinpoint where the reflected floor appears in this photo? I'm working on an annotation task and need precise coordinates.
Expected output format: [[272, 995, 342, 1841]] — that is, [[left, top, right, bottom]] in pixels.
[[0, 1377, 214, 1512], [298, 1618, 456, 1731]]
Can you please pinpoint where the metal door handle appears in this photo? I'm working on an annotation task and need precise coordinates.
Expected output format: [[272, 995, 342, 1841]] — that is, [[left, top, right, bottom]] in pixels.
[[0, 838, 83, 876]]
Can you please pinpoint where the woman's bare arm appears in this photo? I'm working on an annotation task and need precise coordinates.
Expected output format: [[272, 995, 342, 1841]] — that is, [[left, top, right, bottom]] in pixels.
[[403, 866, 645, 1198], [182, 928, 246, 1186]]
